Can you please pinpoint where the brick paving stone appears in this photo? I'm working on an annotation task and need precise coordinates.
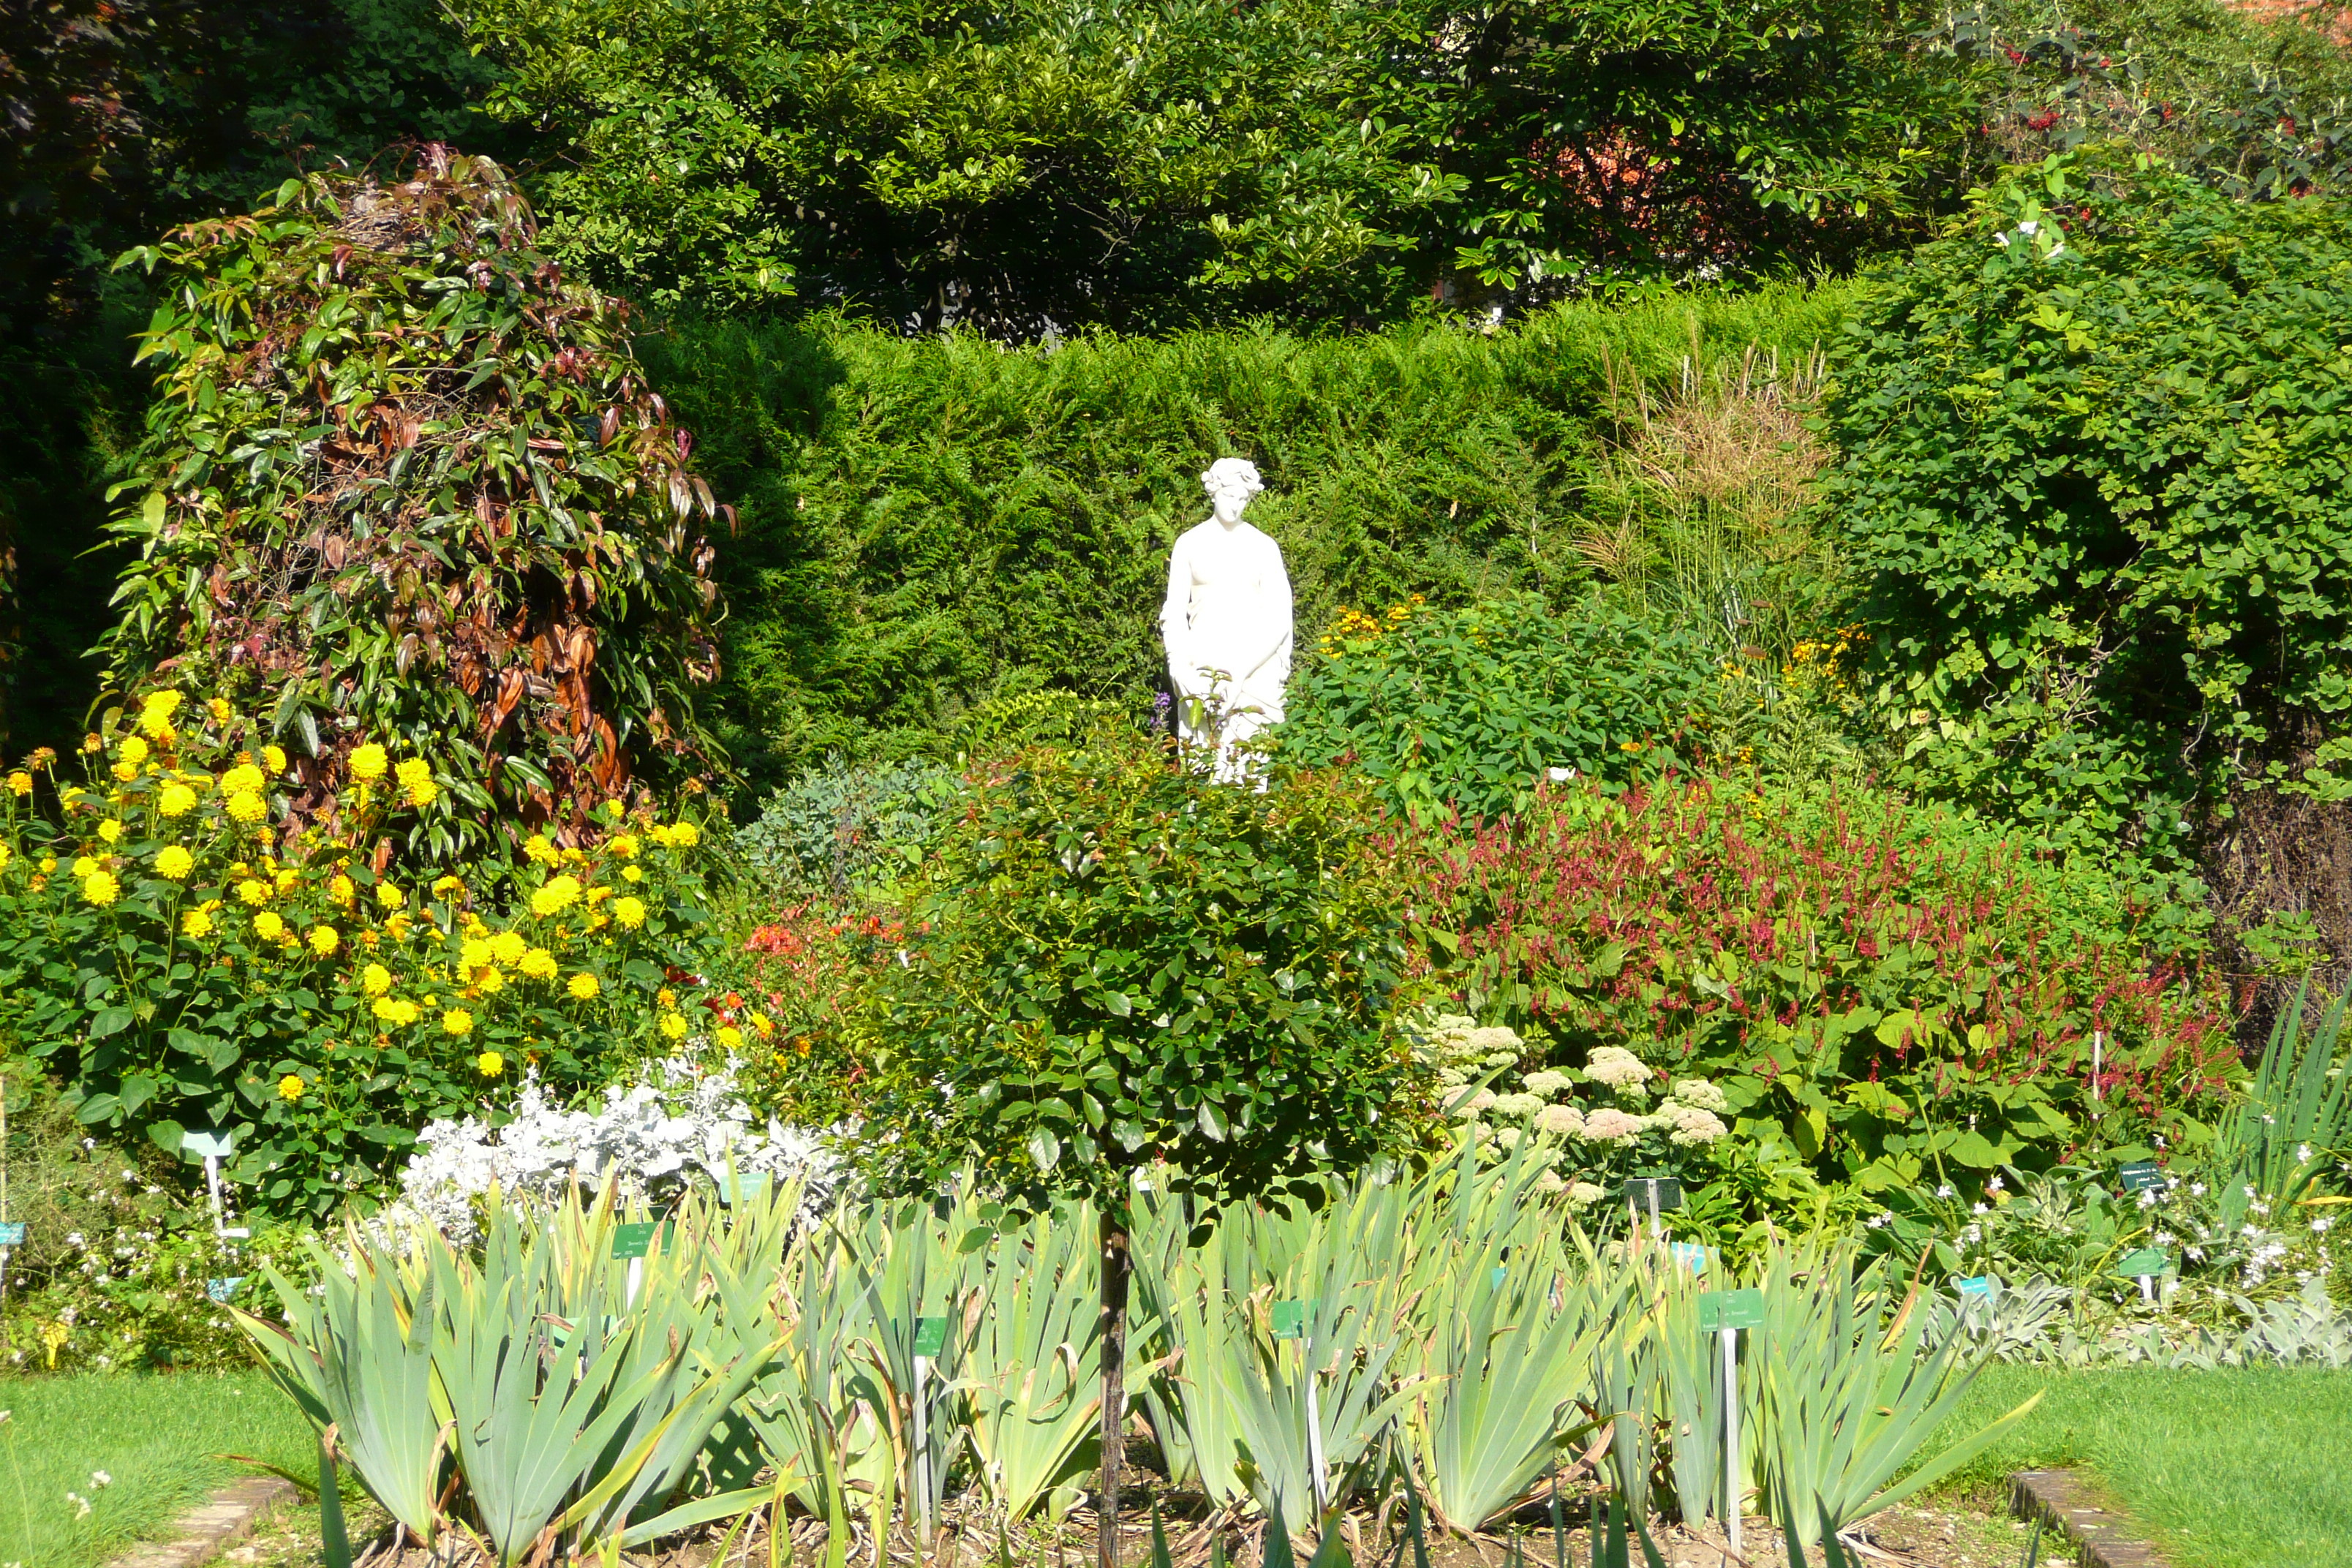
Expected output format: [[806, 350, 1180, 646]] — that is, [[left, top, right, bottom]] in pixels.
[[104, 1477, 298, 1568], [2012, 1470, 2171, 1568]]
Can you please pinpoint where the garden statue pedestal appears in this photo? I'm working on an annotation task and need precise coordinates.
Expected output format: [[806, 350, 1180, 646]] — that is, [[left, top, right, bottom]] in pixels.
[[1158, 457, 1292, 774]]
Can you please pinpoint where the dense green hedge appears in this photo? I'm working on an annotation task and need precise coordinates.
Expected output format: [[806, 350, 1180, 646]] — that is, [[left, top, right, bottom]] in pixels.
[[1826, 156, 2352, 866], [1278, 595, 1722, 822], [645, 284, 1852, 792]]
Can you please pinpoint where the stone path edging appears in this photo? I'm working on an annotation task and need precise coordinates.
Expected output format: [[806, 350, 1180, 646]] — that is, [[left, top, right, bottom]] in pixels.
[[2011, 1469, 2171, 1568], [102, 1476, 299, 1568]]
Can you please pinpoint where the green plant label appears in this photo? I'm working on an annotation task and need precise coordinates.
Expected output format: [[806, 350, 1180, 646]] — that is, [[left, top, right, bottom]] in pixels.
[[1272, 1300, 1305, 1340], [2116, 1248, 2168, 1278], [2117, 1160, 2164, 1193], [721, 1172, 770, 1207], [1697, 1288, 1764, 1333], [1622, 1176, 1682, 1210], [206, 1276, 244, 1303], [181, 1129, 235, 1158], [913, 1315, 949, 1357], [0, 1222, 23, 1246], [611, 1221, 659, 1259], [1956, 1275, 1993, 1297]]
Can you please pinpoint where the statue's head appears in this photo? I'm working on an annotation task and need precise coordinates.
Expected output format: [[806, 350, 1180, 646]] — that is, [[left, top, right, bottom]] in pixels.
[[1201, 457, 1264, 525]]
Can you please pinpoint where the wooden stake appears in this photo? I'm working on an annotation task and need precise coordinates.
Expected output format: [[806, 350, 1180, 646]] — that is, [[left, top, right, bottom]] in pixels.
[[1097, 1208, 1131, 1568]]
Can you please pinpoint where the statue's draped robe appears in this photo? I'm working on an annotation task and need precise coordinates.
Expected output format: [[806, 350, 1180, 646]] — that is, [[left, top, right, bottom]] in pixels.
[[1159, 519, 1292, 758]]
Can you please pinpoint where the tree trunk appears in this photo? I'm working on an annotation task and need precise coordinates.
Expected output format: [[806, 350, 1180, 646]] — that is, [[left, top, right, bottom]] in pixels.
[[1097, 1205, 1132, 1568]]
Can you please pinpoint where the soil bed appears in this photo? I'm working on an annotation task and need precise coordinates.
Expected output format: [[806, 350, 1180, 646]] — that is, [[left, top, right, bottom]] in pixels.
[[210, 1493, 2068, 1568]]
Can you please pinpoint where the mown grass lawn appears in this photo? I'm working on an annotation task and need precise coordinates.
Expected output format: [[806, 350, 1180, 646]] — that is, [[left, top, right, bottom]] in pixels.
[[1932, 1364, 2352, 1568], [0, 1370, 313, 1568]]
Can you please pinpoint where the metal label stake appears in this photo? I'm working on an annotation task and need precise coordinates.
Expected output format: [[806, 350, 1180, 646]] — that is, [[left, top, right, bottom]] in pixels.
[[1698, 1287, 1763, 1559], [1722, 1320, 1740, 1558], [913, 1314, 948, 1545], [1273, 1300, 1327, 1515], [1621, 1176, 1682, 1250], [2117, 1248, 2167, 1306], [182, 1130, 248, 1239], [611, 1221, 660, 1309]]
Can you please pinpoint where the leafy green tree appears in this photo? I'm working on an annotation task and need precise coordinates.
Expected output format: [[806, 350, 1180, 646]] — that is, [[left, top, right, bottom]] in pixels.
[[1825, 150, 2352, 867], [859, 724, 1420, 1555], [107, 150, 731, 856], [455, 0, 1980, 325]]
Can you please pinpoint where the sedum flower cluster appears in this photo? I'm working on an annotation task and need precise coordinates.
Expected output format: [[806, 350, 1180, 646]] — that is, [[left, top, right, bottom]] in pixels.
[[1410, 1013, 1730, 1205], [377, 1057, 840, 1244]]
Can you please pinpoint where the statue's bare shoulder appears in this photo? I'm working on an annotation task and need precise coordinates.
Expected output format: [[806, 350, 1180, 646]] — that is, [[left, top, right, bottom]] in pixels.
[[1169, 519, 1215, 559]]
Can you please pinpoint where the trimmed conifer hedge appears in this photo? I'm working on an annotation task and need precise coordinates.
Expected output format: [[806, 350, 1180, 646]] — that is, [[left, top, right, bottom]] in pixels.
[[643, 284, 1852, 791]]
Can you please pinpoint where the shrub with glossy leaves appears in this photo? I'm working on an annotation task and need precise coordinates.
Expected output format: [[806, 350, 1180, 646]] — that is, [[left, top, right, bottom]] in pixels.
[[860, 724, 1420, 1209], [1825, 151, 2352, 863], [105, 146, 731, 862]]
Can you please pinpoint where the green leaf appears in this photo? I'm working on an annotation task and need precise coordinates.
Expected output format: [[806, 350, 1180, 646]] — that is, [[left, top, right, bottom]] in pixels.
[[1947, 1130, 2003, 1168]]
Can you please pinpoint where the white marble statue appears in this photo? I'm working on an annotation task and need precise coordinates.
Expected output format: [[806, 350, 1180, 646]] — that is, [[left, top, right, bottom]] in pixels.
[[1160, 457, 1292, 769]]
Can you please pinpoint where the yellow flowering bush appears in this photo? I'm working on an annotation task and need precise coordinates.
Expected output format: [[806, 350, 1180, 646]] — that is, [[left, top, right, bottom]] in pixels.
[[0, 697, 739, 1215]]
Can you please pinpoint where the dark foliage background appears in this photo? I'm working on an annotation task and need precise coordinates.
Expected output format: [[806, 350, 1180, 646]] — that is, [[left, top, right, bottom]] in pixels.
[[452, 0, 1976, 330], [0, 0, 531, 758]]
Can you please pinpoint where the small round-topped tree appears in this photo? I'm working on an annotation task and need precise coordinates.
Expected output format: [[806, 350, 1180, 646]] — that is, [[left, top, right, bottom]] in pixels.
[[861, 720, 1424, 1564]]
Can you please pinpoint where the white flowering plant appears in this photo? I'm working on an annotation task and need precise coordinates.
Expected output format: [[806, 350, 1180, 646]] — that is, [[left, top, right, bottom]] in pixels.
[[1409, 1013, 1732, 1208], [371, 1055, 840, 1245]]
